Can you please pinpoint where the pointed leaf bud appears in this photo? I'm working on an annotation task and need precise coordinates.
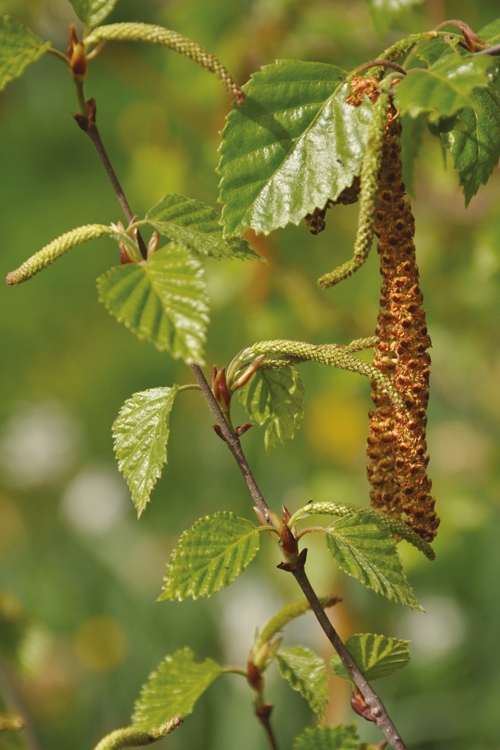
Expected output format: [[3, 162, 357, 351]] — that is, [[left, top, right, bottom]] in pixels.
[[147, 231, 160, 258], [71, 41, 87, 81], [67, 23, 78, 59]]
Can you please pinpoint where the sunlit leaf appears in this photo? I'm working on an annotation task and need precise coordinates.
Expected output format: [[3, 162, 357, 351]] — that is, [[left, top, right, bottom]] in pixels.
[[365, 0, 424, 38], [159, 512, 260, 601], [331, 633, 410, 682], [295, 724, 360, 750], [443, 85, 500, 206], [403, 36, 459, 70], [325, 514, 421, 608], [395, 50, 498, 123], [237, 367, 305, 454], [89, 0, 119, 25], [275, 647, 328, 720], [478, 19, 500, 46], [144, 193, 260, 260], [0, 16, 50, 91], [219, 59, 373, 236], [97, 243, 209, 363], [113, 386, 178, 517], [132, 648, 222, 730]]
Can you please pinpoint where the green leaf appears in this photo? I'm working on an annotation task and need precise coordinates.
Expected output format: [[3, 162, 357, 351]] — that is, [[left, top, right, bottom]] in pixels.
[[275, 646, 328, 720], [159, 512, 260, 601], [97, 243, 209, 363], [331, 633, 410, 683], [403, 36, 459, 70], [144, 193, 260, 261], [0, 16, 50, 91], [89, 0, 119, 26], [237, 367, 305, 454], [113, 386, 178, 517], [295, 725, 360, 750], [218, 60, 374, 236], [289, 500, 435, 560], [366, 0, 424, 38], [395, 50, 497, 123], [325, 513, 421, 608], [443, 85, 500, 206], [400, 112, 426, 197], [67, 0, 90, 23], [478, 19, 500, 46], [132, 648, 222, 730]]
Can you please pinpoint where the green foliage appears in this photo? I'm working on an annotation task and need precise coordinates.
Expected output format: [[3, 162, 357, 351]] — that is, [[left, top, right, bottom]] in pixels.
[[112, 386, 179, 517], [395, 50, 498, 123], [443, 85, 500, 206], [325, 514, 421, 608], [290, 500, 435, 560], [132, 648, 222, 730], [97, 243, 209, 363], [275, 646, 328, 720], [259, 596, 338, 645], [143, 193, 259, 260], [67, 0, 119, 26], [0, 16, 50, 92], [218, 60, 373, 236], [403, 37, 460, 71], [365, 0, 424, 38], [478, 18, 500, 45], [237, 367, 305, 454], [331, 633, 410, 682], [295, 724, 360, 750], [159, 512, 260, 601]]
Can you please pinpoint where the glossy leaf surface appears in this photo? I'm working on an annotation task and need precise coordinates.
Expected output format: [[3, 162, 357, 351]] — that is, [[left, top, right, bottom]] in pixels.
[[331, 632, 410, 682], [132, 648, 222, 730], [444, 85, 500, 206], [395, 50, 497, 122], [145, 193, 259, 260], [295, 725, 360, 750], [275, 646, 328, 719], [237, 367, 305, 454], [219, 59, 373, 236], [113, 386, 178, 517], [159, 512, 259, 601], [325, 514, 421, 608], [0, 16, 50, 91], [97, 244, 209, 363]]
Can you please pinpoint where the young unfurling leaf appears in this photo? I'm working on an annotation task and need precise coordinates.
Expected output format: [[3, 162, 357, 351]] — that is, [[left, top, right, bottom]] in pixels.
[[331, 633, 410, 683]]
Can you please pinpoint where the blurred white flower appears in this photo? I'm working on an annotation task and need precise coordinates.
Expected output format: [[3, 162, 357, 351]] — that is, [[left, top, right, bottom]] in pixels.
[[61, 467, 127, 536]]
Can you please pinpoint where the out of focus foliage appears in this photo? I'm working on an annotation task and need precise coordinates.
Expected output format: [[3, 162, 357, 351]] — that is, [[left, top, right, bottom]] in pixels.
[[0, 1, 499, 748]]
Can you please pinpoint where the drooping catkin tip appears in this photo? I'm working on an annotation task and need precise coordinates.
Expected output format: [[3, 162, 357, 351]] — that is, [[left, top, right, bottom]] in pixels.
[[6, 272, 19, 285]]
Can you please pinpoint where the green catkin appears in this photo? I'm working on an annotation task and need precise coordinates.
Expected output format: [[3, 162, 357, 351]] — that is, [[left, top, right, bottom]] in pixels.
[[6, 224, 114, 285], [318, 85, 389, 289], [93, 717, 182, 750], [84, 24, 244, 104], [259, 596, 339, 645]]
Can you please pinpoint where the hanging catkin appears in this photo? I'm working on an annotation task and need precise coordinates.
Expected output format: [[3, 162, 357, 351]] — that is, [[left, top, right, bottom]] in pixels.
[[367, 103, 439, 543]]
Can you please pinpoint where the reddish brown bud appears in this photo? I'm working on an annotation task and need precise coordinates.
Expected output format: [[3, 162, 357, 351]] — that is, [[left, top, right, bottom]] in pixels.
[[70, 42, 87, 81]]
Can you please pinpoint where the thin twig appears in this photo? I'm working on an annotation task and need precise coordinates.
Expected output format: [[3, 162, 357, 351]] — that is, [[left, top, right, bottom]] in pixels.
[[256, 708, 280, 750], [190, 363, 408, 750]]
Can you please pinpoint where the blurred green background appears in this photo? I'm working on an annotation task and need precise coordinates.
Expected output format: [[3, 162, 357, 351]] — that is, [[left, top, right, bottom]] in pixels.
[[0, 0, 499, 748]]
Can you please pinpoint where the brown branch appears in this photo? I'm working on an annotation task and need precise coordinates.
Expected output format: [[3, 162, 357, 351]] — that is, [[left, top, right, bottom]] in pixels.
[[191, 363, 408, 750], [255, 704, 280, 750]]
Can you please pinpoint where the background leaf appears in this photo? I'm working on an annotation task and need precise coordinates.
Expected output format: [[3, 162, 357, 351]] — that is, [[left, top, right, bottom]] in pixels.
[[97, 243, 209, 363], [89, 0, 119, 25], [365, 0, 424, 38], [113, 386, 178, 517], [159, 512, 259, 601], [403, 36, 459, 70], [275, 646, 328, 720], [295, 725, 360, 750], [478, 18, 500, 45], [0, 16, 50, 91], [331, 633, 410, 682], [144, 193, 259, 260], [67, 0, 90, 23], [325, 513, 421, 608], [443, 85, 500, 206], [132, 648, 222, 730], [237, 367, 305, 454], [218, 60, 373, 236], [395, 50, 497, 123]]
